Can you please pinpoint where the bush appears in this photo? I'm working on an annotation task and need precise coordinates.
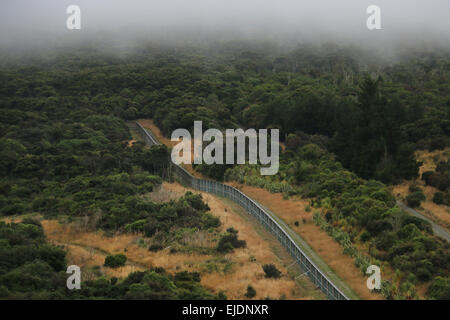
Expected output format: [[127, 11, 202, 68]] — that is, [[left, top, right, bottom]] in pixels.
[[360, 231, 371, 242], [262, 264, 281, 279], [433, 192, 444, 205], [217, 228, 246, 253], [375, 232, 397, 251], [104, 254, 127, 268], [445, 191, 450, 205], [149, 244, 164, 252], [421, 171, 434, 185], [245, 285, 256, 298], [427, 276, 450, 300], [402, 215, 432, 233], [408, 185, 422, 193], [398, 224, 422, 240], [367, 219, 393, 236], [406, 191, 426, 207]]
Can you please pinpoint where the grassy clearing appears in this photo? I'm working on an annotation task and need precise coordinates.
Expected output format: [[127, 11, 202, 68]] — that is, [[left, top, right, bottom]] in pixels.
[[14, 181, 317, 300], [219, 196, 326, 300], [162, 182, 321, 299]]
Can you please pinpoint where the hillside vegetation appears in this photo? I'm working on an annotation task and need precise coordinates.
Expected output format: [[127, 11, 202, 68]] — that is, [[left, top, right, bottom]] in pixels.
[[0, 43, 449, 299]]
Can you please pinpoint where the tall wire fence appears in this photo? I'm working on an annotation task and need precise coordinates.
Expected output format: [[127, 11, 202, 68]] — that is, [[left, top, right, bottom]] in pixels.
[[134, 122, 349, 300]]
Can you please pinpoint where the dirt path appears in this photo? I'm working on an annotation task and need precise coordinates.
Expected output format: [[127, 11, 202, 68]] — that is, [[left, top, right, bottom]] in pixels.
[[396, 200, 450, 242], [393, 183, 450, 229]]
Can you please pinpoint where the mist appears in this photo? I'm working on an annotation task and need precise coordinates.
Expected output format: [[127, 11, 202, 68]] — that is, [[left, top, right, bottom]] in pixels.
[[1, 0, 450, 56]]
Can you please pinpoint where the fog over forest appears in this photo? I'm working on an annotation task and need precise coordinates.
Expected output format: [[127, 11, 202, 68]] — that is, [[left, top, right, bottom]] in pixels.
[[1, 0, 450, 55]]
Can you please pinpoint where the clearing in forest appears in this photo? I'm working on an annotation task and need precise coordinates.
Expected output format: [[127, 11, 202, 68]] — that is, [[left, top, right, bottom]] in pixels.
[[3, 181, 324, 300]]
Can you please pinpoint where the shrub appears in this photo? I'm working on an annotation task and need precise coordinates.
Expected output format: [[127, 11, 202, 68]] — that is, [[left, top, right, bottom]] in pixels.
[[124, 219, 146, 233], [433, 192, 444, 205], [375, 232, 397, 251], [149, 244, 164, 252], [201, 214, 221, 229], [398, 224, 422, 240], [408, 185, 422, 193], [104, 254, 127, 268], [217, 241, 234, 253], [402, 216, 432, 234], [262, 264, 281, 279], [217, 228, 246, 253], [245, 285, 256, 298], [421, 171, 434, 185], [427, 276, 450, 300], [436, 172, 450, 191], [406, 191, 426, 207], [445, 191, 450, 205], [360, 231, 371, 242], [367, 219, 393, 236]]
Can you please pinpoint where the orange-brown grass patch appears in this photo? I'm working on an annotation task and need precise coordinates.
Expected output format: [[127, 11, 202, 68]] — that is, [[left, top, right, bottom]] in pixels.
[[392, 148, 450, 228], [420, 186, 450, 228], [51, 240, 145, 280], [61, 243, 106, 267], [160, 182, 317, 299], [40, 183, 312, 299], [146, 184, 184, 202], [225, 183, 382, 300], [137, 119, 176, 148], [392, 182, 409, 199], [137, 119, 207, 179], [415, 148, 450, 177], [41, 219, 209, 275], [0, 216, 24, 224], [415, 149, 450, 228]]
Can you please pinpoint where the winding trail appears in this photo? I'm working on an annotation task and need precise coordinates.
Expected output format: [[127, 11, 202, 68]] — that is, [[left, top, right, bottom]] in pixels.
[[396, 200, 450, 242]]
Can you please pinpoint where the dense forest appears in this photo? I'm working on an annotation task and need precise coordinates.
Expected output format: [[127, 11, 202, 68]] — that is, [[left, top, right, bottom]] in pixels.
[[0, 42, 449, 299]]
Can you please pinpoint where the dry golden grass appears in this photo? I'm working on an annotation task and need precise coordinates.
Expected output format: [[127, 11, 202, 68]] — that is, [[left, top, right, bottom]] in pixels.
[[415, 148, 450, 176], [133, 120, 345, 299], [41, 219, 210, 274], [62, 243, 105, 267], [1, 216, 24, 224], [50, 240, 145, 280], [137, 119, 176, 148], [146, 184, 182, 202], [39, 182, 313, 299], [137, 119, 207, 179], [226, 183, 382, 300], [392, 183, 409, 198], [162, 182, 314, 299], [392, 148, 450, 228]]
